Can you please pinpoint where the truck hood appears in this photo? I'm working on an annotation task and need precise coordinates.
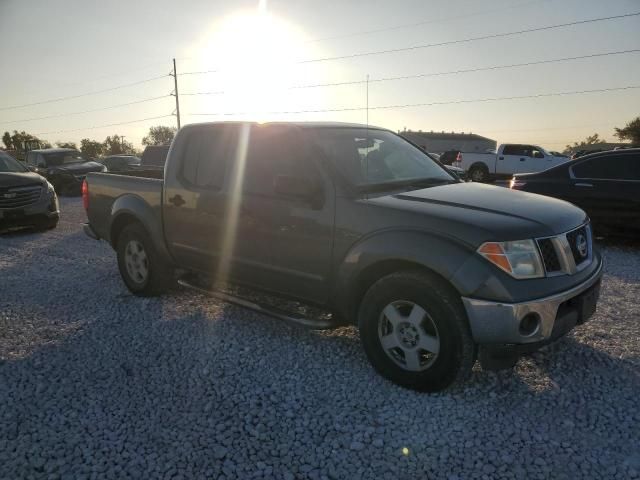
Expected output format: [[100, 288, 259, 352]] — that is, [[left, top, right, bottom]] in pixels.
[[364, 182, 587, 242], [0, 172, 46, 189], [51, 162, 104, 174]]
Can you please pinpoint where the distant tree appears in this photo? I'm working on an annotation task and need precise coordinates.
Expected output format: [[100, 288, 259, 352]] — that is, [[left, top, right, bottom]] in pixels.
[[4, 130, 50, 150], [2, 131, 12, 149], [142, 125, 177, 146], [564, 133, 603, 154], [56, 141, 77, 149], [80, 138, 105, 158], [614, 116, 640, 144], [103, 134, 135, 155]]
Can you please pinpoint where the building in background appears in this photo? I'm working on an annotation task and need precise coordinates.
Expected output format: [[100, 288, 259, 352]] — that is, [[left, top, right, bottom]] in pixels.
[[400, 130, 497, 154]]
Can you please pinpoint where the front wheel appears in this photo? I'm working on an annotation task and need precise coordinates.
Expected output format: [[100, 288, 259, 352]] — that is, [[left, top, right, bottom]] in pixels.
[[116, 223, 172, 296], [358, 271, 476, 392]]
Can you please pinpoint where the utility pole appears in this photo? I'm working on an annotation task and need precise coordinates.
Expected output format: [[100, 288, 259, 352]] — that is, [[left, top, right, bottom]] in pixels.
[[171, 58, 181, 129]]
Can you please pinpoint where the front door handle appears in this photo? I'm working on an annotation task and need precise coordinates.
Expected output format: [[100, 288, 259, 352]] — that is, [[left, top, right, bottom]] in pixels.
[[520, 158, 526, 161], [574, 183, 593, 188], [169, 194, 186, 207]]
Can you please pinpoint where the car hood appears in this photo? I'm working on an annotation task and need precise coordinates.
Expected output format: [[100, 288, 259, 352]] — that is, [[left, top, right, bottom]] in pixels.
[[0, 171, 46, 189], [51, 161, 104, 174], [363, 182, 587, 243]]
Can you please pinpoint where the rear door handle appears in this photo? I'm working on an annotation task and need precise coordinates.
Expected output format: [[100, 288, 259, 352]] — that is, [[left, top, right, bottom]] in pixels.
[[169, 194, 185, 207], [520, 158, 526, 161], [498, 156, 504, 160], [574, 183, 593, 188]]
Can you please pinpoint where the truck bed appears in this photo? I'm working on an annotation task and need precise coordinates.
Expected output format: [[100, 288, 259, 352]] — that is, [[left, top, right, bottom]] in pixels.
[[85, 172, 163, 242]]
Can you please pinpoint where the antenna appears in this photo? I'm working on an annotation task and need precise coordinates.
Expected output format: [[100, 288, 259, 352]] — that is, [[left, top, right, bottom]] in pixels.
[[365, 74, 369, 192]]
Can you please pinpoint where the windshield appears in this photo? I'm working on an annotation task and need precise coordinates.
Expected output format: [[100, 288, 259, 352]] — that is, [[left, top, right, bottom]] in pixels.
[[0, 153, 28, 173], [44, 151, 87, 166], [307, 128, 454, 189]]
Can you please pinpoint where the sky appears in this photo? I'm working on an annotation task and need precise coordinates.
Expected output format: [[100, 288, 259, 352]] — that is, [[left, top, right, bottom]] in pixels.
[[1, 0, 639, 151]]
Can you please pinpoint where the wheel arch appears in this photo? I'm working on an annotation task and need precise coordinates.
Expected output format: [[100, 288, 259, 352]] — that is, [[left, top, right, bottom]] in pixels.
[[109, 194, 173, 265], [331, 230, 474, 324]]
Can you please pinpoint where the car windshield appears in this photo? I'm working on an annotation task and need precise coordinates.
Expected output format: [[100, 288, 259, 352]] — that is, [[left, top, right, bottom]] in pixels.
[[0, 153, 28, 173], [44, 151, 86, 166], [307, 128, 454, 190]]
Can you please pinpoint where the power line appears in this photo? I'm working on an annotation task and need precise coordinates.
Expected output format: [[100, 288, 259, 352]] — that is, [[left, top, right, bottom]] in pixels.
[[180, 91, 226, 96], [297, 12, 640, 64], [0, 74, 170, 112], [187, 84, 640, 117], [0, 95, 172, 126], [304, 0, 550, 43], [35, 115, 175, 136], [290, 49, 640, 89], [178, 69, 219, 76]]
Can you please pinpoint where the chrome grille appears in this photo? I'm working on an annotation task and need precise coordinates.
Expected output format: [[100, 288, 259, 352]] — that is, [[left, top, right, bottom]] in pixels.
[[566, 225, 590, 267], [536, 223, 592, 276], [0, 185, 42, 209], [537, 238, 562, 273]]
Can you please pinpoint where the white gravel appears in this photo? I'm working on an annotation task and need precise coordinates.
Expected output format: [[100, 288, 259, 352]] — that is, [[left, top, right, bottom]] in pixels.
[[1, 197, 639, 480]]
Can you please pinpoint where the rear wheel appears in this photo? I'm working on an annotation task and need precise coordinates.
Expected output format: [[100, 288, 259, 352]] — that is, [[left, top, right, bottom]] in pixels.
[[468, 165, 489, 182], [116, 223, 172, 296], [358, 271, 475, 392]]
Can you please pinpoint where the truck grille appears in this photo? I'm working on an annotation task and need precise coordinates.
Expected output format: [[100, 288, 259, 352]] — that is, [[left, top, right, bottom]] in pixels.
[[0, 185, 42, 209], [537, 238, 562, 273], [536, 223, 592, 276], [566, 225, 590, 267]]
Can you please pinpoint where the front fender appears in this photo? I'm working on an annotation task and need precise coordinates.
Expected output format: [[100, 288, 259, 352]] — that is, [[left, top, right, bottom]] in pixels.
[[331, 229, 477, 319], [110, 194, 173, 264]]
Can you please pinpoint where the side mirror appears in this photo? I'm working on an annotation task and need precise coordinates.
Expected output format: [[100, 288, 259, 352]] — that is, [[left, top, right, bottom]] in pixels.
[[27, 165, 37, 172], [533, 151, 544, 159], [274, 174, 321, 200]]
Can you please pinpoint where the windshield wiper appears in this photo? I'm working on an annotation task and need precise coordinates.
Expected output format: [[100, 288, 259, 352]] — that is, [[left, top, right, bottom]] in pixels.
[[358, 177, 456, 193]]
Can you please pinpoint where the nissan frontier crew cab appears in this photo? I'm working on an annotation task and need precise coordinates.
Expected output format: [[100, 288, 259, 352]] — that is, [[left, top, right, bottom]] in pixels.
[[83, 122, 603, 392]]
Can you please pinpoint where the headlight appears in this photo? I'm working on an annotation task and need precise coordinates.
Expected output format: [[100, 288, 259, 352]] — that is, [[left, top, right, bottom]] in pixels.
[[41, 181, 56, 199], [478, 239, 544, 279]]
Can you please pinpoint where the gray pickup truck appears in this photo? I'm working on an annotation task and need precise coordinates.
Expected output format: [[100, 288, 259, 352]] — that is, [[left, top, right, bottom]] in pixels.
[[83, 122, 603, 392]]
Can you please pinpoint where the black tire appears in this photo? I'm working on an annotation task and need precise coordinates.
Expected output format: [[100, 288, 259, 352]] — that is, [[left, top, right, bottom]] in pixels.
[[468, 165, 489, 183], [358, 270, 476, 392], [116, 223, 172, 296]]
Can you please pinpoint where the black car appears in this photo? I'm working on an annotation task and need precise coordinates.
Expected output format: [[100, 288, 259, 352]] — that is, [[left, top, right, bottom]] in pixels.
[[0, 151, 59, 232], [25, 148, 106, 194], [100, 155, 142, 172], [511, 149, 640, 236]]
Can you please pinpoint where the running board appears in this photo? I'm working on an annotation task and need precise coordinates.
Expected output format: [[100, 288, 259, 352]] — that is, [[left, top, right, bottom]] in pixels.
[[177, 278, 335, 330]]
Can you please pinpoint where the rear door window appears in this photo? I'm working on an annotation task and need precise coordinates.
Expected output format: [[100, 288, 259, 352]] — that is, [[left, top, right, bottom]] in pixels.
[[502, 145, 527, 156], [572, 154, 640, 180], [180, 126, 238, 189]]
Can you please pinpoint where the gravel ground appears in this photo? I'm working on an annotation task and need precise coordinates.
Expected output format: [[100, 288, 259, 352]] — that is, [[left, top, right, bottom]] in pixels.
[[1, 197, 639, 480]]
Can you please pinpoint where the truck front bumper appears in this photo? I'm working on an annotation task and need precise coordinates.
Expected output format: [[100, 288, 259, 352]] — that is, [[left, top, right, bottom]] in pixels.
[[461, 258, 603, 347]]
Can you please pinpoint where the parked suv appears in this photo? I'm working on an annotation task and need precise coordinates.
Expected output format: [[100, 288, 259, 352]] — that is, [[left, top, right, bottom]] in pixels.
[[83, 122, 602, 392], [25, 148, 106, 194]]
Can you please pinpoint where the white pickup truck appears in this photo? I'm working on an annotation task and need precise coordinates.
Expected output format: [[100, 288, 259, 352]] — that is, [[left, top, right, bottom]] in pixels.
[[454, 144, 570, 182]]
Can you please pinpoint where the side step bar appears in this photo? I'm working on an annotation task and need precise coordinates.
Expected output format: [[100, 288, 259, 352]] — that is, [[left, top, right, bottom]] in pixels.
[[177, 278, 335, 330]]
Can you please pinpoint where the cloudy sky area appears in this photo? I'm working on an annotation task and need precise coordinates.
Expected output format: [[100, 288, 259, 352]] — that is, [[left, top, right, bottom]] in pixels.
[[1, 0, 639, 150]]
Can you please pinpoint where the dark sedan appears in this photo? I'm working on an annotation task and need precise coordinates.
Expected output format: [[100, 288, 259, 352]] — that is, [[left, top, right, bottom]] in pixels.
[[25, 148, 106, 194], [99, 155, 142, 172], [0, 151, 59, 232], [510, 149, 640, 236]]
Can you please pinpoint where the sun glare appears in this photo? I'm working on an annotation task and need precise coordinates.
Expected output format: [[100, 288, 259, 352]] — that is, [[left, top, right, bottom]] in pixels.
[[188, 5, 330, 121]]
